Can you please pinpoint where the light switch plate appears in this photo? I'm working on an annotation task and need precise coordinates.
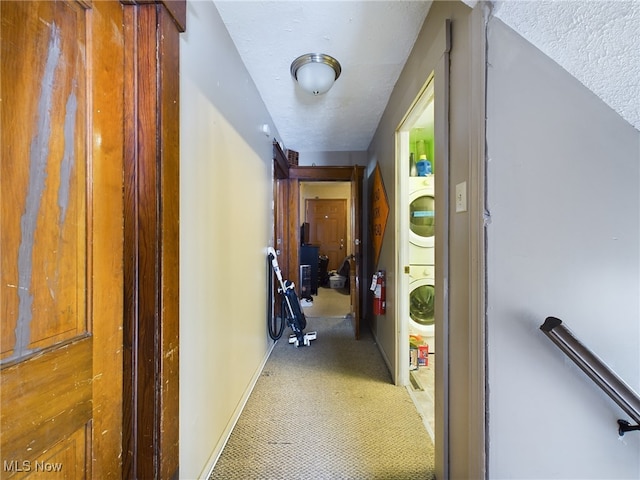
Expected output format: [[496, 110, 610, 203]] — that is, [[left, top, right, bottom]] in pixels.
[[456, 181, 467, 213]]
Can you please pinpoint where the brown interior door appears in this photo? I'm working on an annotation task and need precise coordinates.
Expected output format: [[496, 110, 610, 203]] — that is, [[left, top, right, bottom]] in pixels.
[[1, 1, 124, 477], [350, 166, 363, 339], [305, 199, 347, 271]]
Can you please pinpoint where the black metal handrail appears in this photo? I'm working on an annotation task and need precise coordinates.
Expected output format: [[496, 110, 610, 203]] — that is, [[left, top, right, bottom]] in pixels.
[[540, 317, 640, 436]]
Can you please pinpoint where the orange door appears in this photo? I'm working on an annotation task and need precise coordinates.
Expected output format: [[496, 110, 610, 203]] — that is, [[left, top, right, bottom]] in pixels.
[[1, 1, 124, 477], [305, 199, 347, 271]]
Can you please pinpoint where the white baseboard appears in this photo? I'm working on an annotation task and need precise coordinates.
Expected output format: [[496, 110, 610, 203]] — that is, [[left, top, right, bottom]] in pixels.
[[370, 327, 395, 383], [199, 339, 277, 479]]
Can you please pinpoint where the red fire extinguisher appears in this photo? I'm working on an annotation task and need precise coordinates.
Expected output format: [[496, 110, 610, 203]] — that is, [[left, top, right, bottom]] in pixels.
[[373, 270, 386, 315]]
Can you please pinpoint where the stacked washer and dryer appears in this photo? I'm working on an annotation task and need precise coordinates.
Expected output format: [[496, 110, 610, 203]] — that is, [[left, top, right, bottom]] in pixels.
[[408, 174, 435, 354]]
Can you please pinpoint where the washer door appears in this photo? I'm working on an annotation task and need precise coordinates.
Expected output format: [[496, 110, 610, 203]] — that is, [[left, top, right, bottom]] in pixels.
[[409, 280, 435, 331], [409, 190, 435, 248]]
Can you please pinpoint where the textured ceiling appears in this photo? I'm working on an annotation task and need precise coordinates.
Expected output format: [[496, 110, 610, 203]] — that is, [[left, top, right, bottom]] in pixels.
[[214, 1, 432, 153], [493, 0, 640, 133], [214, 1, 640, 155]]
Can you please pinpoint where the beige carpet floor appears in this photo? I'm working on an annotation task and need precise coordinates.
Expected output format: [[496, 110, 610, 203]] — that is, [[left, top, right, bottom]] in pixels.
[[302, 286, 351, 318], [209, 316, 435, 480]]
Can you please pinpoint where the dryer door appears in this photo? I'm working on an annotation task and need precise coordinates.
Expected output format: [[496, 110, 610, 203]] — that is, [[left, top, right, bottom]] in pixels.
[[410, 281, 435, 329], [408, 266, 435, 337], [409, 189, 435, 248]]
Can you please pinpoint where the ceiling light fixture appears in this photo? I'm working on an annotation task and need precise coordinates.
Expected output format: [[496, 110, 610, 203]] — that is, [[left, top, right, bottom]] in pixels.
[[290, 53, 342, 96]]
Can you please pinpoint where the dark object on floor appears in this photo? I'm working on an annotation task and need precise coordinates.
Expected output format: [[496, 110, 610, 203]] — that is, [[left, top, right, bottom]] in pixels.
[[337, 256, 350, 292], [319, 255, 329, 286]]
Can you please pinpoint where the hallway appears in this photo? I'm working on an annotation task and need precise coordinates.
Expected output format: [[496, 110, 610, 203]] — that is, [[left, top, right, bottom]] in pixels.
[[209, 316, 435, 479], [180, 1, 640, 478]]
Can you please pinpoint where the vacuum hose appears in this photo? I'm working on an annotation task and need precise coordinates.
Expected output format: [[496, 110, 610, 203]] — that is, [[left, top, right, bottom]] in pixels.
[[267, 250, 285, 340]]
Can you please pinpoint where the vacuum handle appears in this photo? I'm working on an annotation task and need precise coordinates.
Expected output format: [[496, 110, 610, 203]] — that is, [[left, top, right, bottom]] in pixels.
[[267, 247, 285, 284]]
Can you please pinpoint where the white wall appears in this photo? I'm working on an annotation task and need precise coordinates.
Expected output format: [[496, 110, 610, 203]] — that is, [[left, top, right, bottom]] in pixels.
[[486, 18, 640, 479], [179, 1, 279, 477]]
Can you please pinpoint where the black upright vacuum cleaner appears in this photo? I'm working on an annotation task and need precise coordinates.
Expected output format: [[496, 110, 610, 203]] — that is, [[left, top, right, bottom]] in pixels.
[[267, 247, 316, 347]]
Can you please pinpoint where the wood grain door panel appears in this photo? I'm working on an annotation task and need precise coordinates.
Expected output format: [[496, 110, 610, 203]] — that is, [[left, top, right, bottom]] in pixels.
[[305, 199, 347, 271], [1, 338, 92, 468], [1, 1, 125, 477], [1, 0, 88, 362]]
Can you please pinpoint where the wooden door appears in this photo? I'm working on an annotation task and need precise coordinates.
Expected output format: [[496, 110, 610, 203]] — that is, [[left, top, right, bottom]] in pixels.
[[350, 167, 363, 339], [1, 1, 124, 477], [305, 199, 347, 271]]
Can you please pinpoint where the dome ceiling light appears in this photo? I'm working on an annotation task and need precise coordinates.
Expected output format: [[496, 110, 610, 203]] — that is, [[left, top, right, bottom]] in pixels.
[[290, 53, 342, 96]]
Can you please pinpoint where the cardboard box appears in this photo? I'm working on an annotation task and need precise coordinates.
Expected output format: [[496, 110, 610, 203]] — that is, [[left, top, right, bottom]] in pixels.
[[410, 348, 418, 369], [418, 345, 429, 367]]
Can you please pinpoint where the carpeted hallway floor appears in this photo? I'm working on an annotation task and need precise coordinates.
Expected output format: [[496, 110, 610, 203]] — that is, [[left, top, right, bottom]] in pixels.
[[209, 316, 435, 480]]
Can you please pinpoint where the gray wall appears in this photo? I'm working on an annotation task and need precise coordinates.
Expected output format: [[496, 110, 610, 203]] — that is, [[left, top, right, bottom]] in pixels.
[[486, 17, 640, 479]]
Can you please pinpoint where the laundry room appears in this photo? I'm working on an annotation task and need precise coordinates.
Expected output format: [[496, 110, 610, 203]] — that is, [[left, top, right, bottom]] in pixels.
[[402, 76, 436, 439]]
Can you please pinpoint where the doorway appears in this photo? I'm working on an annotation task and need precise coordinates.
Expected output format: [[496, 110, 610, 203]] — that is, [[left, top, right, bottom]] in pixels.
[[395, 35, 451, 476], [302, 184, 351, 319], [283, 166, 364, 339], [397, 74, 437, 440]]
